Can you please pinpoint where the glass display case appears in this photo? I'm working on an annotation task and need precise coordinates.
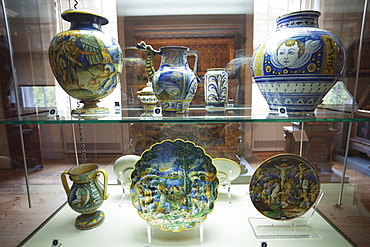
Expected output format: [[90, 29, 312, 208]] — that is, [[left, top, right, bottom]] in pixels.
[[0, 0, 369, 246]]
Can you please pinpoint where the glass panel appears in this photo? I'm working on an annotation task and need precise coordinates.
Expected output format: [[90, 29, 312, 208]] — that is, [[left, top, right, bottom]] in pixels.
[[0, 1, 64, 246]]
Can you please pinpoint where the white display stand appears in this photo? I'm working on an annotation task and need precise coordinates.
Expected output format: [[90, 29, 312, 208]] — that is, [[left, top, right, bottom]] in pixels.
[[226, 169, 232, 203], [249, 217, 321, 239], [118, 171, 129, 207], [248, 190, 324, 239], [21, 185, 353, 247], [218, 169, 233, 204]]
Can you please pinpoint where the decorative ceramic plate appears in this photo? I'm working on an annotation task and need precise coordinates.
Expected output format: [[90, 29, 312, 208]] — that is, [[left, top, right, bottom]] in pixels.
[[249, 154, 320, 220], [113, 155, 140, 185], [212, 158, 241, 185], [130, 139, 219, 232]]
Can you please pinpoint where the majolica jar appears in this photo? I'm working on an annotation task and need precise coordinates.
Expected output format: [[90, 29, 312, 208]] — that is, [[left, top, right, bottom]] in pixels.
[[251, 11, 344, 116], [204, 68, 228, 112], [61, 163, 108, 230], [49, 9, 123, 118], [225, 49, 251, 79], [137, 41, 199, 114], [137, 82, 158, 110], [123, 47, 146, 85]]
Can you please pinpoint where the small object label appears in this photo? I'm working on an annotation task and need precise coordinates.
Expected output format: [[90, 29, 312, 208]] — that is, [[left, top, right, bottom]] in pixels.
[[47, 108, 58, 118], [260, 241, 268, 247], [114, 101, 120, 114], [278, 107, 288, 117], [51, 239, 61, 247], [153, 107, 162, 117]]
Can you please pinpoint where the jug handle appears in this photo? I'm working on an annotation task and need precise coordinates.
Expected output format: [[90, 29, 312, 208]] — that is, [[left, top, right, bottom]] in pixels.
[[187, 50, 199, 75], [61, 169, 70, 195], [97, 169, 109, 200]]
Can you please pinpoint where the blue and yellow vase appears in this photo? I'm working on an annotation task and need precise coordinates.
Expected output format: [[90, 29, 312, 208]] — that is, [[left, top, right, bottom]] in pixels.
[[49, 9, 123, 118], [61, 163, 109, 230], [251, 11, 344, 116]]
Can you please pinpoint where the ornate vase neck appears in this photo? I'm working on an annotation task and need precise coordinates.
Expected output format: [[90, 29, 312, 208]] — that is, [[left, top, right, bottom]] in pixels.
[[276, 10, 320, 30], [61, 9, 108, 31], [70, 22, 102, 31], [160, 46, 189, 67]]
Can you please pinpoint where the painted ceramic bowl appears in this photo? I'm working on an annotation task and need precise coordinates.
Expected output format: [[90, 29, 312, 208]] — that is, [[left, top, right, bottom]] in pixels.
[[113, 155, 140, 185], [249, 154, 320, 220], [130, 139, 219, 231], [212, 158, 241, 185]]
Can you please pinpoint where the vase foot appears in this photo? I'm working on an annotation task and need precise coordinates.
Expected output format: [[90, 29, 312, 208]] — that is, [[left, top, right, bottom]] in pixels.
[[206, 105, 226, 113], [71, 107, 109, 119], [75, 210, 105, 230]]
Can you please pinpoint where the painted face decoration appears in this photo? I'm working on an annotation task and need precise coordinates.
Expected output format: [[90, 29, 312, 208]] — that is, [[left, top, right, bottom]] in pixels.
[[277, 42, 300, 68], [268, 39, 321, 69]]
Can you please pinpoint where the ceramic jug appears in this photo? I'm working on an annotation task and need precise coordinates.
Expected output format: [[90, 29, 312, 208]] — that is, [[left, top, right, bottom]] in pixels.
[[61, 163, 108, 230], [137, 41, 199, 114]]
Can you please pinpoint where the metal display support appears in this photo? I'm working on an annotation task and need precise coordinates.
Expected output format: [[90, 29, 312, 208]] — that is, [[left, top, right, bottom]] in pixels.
[[248, 190, 324, 239], [78, 121, 87, 164]]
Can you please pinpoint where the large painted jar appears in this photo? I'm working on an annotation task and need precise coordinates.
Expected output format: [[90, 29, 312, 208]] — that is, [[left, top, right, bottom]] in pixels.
[[137, 41, 199, 114], [61, 163, 108, 230], [251, 11, 344, 116], [49, 9, 123, 118]]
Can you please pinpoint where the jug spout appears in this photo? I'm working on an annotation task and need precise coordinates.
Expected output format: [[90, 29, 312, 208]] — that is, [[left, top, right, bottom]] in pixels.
[[137, 41, 160, 83]]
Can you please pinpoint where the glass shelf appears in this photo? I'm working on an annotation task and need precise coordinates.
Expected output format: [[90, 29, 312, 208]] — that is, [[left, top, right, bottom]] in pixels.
[[0, 105, 368, 125]]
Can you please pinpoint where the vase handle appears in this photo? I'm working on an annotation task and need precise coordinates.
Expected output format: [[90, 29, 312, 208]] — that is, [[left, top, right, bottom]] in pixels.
[[187, 50, 199, 75], [97, 169, 109, 200], [61, 169, 70, 195]]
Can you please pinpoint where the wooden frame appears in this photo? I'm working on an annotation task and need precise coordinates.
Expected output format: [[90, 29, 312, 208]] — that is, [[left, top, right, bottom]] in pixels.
[[350, 119, 370, 157], [346, 37, 370, 77]]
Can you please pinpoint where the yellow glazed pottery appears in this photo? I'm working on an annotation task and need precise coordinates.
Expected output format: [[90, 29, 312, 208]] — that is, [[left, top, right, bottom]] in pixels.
[[61, 163, 108, 230], [49, 9, 123, 118]]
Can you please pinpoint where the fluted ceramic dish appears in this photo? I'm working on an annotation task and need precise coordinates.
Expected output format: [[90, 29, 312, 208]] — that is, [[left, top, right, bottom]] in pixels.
[[113, 155, 140, 185], [249, 154, 320, 220], [212, 158, 241, 185], [130, 139, 219, 232]]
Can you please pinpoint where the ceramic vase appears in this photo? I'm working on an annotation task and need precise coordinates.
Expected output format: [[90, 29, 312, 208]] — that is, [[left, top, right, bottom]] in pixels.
[[224, 49, 251, 105], [204, 68, 228, 112], [48, 9, 123, 119], [137, 41, 199, 114], [251, 11, 344, 116], [137, 82, 158, 111], [123, 47, 146, 85], [123, 47, 149, 107], [225, 49, 251, 79], [61, 163, 108, 230]]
